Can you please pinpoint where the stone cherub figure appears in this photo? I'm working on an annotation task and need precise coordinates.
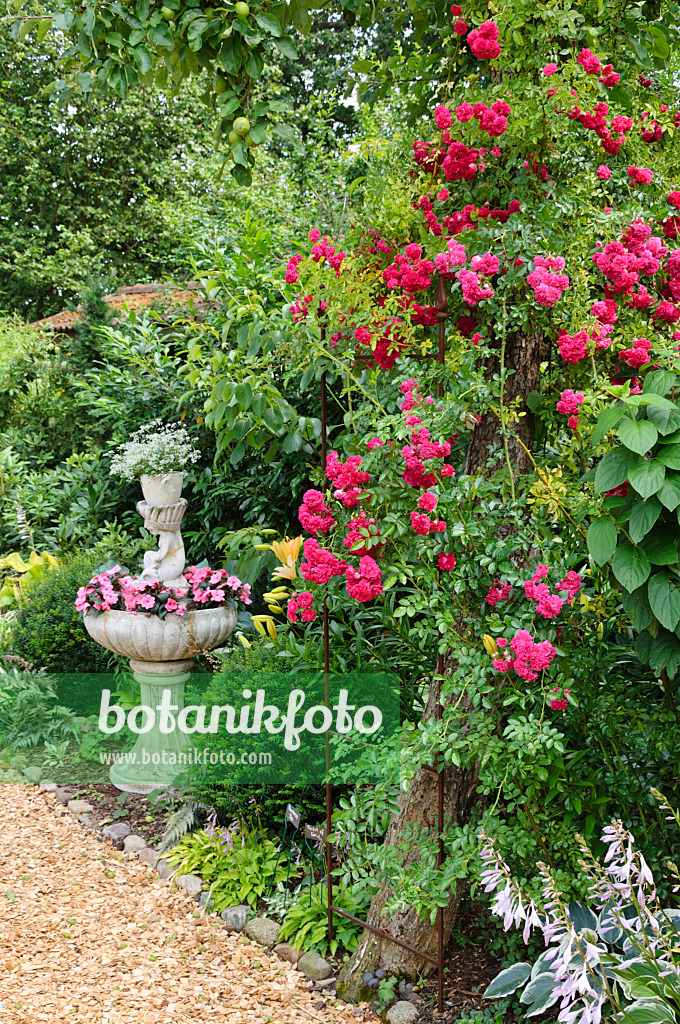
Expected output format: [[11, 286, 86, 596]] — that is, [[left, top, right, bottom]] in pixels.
[[137, 498, 188, 591]]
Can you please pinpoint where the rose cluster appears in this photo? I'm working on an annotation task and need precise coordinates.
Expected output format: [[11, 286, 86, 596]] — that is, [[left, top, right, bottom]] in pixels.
[[491, 630, 557, 683], [556, 389, 584, 430], [526, 256, 570, 307], [524, 564, 581, 619], [298, 489, 336, 536], [383, 243, 435, 292]]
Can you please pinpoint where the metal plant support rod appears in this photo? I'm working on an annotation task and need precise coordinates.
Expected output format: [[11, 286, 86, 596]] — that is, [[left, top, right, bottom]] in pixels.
[[321, 285, 449, 1014]]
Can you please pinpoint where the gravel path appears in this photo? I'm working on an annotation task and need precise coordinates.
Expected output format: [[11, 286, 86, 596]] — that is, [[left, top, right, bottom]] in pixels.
[[0, 785, 368, 1024]]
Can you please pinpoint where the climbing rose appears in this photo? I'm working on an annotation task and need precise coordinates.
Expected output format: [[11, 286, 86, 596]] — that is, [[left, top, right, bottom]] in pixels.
[[298, 490, 336, 536], [628, 166, 654, 185], [453, 18, 467, 33], [526, 256, 570, 306], [345, 556, 383, 602], [486, 583, 512, 606], [577, 48, 601, 74], [418, 491, 438, 512], [434, 105, 452, 130], [467, 20, 501, 60], [556, 390, 584, 416], [542, 63, 558, 76], [558, 331, 587, 364], [619, 337, 652, 368], [438, 554, 457, 570], [597, 165, 612, 180], [300, 540, 346, 585]]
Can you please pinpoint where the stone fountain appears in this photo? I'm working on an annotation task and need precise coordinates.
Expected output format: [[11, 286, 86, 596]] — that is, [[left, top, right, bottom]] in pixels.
[[84, 482, 237, 793]]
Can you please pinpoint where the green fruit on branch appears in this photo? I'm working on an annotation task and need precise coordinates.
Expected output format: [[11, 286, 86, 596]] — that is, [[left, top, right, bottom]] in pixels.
[[233, 116, 250, 136], [214, 78, 228, 94], [161, 6, 174, 19], [228, 129, 240, 144], [234, 1, 250, 17], [245, 133, 257, 147]]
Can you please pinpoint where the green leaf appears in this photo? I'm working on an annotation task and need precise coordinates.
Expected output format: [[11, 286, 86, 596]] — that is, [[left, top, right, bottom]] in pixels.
[[618, 418, 658, 456], [657, 445, 680, 469], [105, 30, 125, 47], [234, 382, 253, 410], [231, 163, 252, 187], [587, 517, 617, 565], [592, 406, 624, 445], [647, 571, 680, 631], [647, 405, 680, 435], [254, 12, 281, 35], [643, 369, 675, 396], [612, 545, 651, 592], [594, 447, 638, 493], [132, 45, 152, 73], [485, 963, 532, 999], [262, 405, 284, 432], [288, 0, 311, 34], [220, 35, 243, 74], [658, 475, 680, 511], [248, 122, 266, 145], [526, 390, 543, 413], [647, 543, 679, 566], [274, 34, 298, 59], [245, 49, 264, 78], [148, 22, 173, 47], [649, 630, 680, 678], [281, 429, 303, 453], [629, 498, 662, 543], [628, 459, 666, 499]]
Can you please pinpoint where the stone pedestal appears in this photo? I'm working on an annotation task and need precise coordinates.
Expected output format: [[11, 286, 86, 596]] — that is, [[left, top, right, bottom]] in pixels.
[[110, 659, 194, 794]]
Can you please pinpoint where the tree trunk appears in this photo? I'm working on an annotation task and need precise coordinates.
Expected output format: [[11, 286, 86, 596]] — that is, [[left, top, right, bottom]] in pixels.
[[337, 325, 545, 1000], [337, 680, 480, 1002], [465, 327, 546, 478]]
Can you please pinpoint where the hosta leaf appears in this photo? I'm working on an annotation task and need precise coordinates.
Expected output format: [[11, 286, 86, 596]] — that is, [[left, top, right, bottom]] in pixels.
[[587, 517, 618, 565], [618, 418, 658, 455], [629, 498, 662, 543], [628, 458, 666, 498], [647, 571, 680, 631], [485, 962, 532, 999], [522, 973, 560, 1016], [612, 545, 651, 592]]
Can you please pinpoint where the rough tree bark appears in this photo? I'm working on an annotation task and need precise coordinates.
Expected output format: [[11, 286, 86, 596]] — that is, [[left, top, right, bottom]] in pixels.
[[337, 325, 546, 1000]]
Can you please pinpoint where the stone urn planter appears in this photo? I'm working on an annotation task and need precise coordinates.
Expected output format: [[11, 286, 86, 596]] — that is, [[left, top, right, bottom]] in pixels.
[[140, 471, 184, 506], [84, 606, 237, 794], [83, 605, 237, 669]]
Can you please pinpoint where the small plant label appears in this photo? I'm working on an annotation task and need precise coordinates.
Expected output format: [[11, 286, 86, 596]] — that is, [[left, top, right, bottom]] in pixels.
[[304, 824, 327, 843], [285, 804, 301, 829]]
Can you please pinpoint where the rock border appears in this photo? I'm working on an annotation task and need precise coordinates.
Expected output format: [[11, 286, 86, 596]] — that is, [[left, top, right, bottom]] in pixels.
[[39, 782, 348, 1014]]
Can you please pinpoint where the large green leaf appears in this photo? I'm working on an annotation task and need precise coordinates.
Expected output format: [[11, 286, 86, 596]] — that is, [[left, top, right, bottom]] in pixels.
[[647, 571, 680, 631], [587, 517, 618, 565], [629, 498, 662, 543], [628, 458, 666, 498], [612, 545, 651, 592], [593, 447, 638, 493], [648, 406, 680, 436], [649, 630, 680, 678], [485, 962, 532, 999], [643, 369, 676, 396], [618, 418, 658, 455], [658, 475, 680, 511], [657, 445, 680, 469], [592, 406, 624, 445]]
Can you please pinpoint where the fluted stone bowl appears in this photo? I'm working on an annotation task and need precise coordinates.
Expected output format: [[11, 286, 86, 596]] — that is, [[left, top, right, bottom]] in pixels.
[[83, 605, 238, 666]]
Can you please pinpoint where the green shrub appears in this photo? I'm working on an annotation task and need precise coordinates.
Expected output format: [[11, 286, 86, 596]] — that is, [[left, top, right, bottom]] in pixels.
[[278, 882, 369, 957], [9, 551, 112, 699]]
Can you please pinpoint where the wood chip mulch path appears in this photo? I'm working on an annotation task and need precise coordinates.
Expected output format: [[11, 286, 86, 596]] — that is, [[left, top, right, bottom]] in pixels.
[[0, 785, 371, 1024]]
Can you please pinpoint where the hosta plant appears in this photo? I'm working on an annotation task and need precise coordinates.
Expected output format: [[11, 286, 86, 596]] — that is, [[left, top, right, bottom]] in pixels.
[[482, 795, 680, 1024], [164, 819, 294, 911], [278, 882, 369, 957]]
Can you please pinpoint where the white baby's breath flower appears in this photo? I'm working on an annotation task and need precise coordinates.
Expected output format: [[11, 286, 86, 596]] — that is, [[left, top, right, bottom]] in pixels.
[[109, 420, 200, 480]]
